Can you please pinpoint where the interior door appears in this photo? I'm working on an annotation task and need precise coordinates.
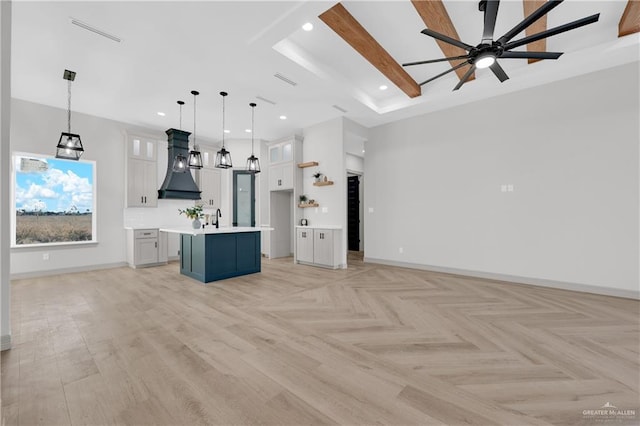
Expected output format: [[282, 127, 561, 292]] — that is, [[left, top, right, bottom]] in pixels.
[[233, 170, 255, 227], [347, 175, 360, 251]]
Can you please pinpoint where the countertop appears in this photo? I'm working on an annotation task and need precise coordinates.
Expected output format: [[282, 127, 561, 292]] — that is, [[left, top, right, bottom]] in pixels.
[[159, 226, 273, 236], [295, 225, 343, 230]]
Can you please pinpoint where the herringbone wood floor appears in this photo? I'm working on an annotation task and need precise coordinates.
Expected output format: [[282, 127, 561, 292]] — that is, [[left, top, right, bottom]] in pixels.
[[2, 254, 639, 425]]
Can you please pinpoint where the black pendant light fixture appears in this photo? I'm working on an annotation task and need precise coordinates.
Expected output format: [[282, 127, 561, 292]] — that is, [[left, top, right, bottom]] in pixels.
[[172, 100, 188, 173], [245, 102, 260, 173], [188, 90, 203, 169], [215, 91, 232, 169], [55, 69, 84, 160]]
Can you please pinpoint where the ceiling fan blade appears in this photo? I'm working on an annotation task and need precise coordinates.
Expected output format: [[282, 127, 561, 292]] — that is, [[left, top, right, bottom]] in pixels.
[[419, 61, 470, 86], [497, 0, 563, 44], [421, 28, 474, 51], [403, 55, 469, 67], [453, 64, 476, 91], [504, 13, 600, 50], [489, 61, 509, 82], [482, 0, 500, 42], [500, 51, 563, 59]]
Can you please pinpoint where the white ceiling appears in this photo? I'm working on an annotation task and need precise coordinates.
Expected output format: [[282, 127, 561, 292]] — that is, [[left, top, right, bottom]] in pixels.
[[11, 1, 639, 144]]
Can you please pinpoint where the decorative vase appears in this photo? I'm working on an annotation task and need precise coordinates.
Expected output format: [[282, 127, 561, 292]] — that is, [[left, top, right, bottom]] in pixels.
[[192, 218, 201, 229]]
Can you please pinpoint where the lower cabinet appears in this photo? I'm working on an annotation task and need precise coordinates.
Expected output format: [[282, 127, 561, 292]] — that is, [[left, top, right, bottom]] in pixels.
[[180, 231, 261, 283], [295, 227, 341, 269], [126, 229, 168, 268]]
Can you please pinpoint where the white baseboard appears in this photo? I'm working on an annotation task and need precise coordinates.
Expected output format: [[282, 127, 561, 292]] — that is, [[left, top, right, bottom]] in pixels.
[[1, 334, 11, 351], [10, 261, 127, 280], [364, 257, 639, 300]]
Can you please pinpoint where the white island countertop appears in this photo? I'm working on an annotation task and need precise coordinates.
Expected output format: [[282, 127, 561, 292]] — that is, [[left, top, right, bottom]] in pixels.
[[159, 226, 273, 236]]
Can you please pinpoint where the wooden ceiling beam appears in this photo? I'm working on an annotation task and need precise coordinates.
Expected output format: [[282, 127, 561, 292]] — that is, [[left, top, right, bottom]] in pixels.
[[619, 0, 640, 37], [523, 1, 548, 64], [410, 0, 473, 82], [319, 3, 421, 98]]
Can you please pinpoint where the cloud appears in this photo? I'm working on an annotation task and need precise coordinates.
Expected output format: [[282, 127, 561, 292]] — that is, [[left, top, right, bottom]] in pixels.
[[43, 169, 91, 194]]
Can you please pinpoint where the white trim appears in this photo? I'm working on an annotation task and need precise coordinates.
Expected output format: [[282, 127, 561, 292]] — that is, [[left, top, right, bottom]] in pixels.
[[1, 334, 11, 351], [364, 257, 640, 300], [10, 261, 127, 280]]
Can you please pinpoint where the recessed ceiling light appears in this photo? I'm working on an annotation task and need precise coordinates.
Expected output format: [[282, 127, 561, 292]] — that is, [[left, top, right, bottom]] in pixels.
[[245, 129, 252, 133], [157, 111, 166, 116], [379, 85, 388, 91], [224, 129, 230, 134], [279, 115, 287, 120], [302, 22, 313, 31]]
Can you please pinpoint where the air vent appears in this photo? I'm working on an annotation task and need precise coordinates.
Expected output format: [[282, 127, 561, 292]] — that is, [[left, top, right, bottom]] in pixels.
[[274, 73, 297, 87], [70, 17, 122, 43], [332, 105, 348, 113], [256, 95, 276, 105]]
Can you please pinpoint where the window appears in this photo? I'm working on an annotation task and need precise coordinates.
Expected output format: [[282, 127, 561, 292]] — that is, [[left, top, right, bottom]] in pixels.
[[12, 152, 97, 247]]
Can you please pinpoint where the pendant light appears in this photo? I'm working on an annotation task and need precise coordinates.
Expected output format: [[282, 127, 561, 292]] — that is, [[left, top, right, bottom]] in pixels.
[[172, 100, 188, 173], [245, 102, 260, 173], [188, 90, 203, 169], [55, 69, 84, 160], [215, 91, 232, 169]]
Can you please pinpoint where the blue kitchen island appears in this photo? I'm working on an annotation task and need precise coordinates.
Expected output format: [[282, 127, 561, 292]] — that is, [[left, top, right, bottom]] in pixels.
[[160, 227, 270, 283]]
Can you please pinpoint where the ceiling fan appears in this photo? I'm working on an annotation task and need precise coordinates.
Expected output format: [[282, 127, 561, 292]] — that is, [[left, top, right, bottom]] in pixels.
[[403, 0, 600, 91]]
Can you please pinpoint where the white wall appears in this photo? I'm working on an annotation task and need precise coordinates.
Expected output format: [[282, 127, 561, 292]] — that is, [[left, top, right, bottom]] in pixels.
[[1, 0, 12, 350], [365, 63, 639, 298], [301, 117, 347, 266]]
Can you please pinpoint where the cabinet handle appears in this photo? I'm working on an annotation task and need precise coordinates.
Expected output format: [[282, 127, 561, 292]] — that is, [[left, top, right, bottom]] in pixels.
[[155, 242, 157, 248], [302, 232, 306, 238], [278, 179, 282, 186], [141, 196, 144, 203], [144, 196, 147, 204]]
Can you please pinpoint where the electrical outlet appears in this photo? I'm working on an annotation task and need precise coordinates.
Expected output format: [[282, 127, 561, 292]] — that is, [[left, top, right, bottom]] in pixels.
[[368, 207, 374, 213], [42, 253, 49, 261], [399, 247, 403, 254], [507, 184, 514, 192], [501, 184, 507, 192], [322, 207, 328, 213]]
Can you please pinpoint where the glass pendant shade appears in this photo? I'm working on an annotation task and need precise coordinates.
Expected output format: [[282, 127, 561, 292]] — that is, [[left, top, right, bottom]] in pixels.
[[188, 90, 203, 169], [56, 69, 84, 160], [188, 150, 203, 169], [172, 153, 188, 173], [55, 132, 84, 160], [246, 155, 261, 173], [215, 91, 232, 169], [245, 102, 260, 173], [215, 147, 232, 169]]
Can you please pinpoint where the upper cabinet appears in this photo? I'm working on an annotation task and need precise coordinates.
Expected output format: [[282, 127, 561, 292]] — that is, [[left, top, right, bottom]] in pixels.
[[200, 146, 218, 170], [197, 168, 221, 210], [269, 140, 292, 164], [126, 134, 158, 208], [128, 136, 157, 162]]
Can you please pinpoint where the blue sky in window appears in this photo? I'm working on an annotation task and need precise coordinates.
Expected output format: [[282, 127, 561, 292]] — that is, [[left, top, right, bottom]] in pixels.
[[15, 156, 94, 213]]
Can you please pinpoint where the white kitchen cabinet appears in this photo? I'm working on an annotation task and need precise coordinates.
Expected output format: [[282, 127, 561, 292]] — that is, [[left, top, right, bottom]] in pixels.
[[200, 146, 218, 169], [126, 229, 168, 268], [126, 134, 158, 207], [269, 163, 293, 191], [269, 141, 292, 164], [296, 228, 314, 263], [196, 168, 221, 209], [128, 136, 157, 161], [295, 227, 341, 269], [127, 158, 157, 207]]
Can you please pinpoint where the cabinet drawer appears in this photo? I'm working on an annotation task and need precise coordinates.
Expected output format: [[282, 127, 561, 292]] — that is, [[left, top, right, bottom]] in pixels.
[[134, 229, 158, 239]]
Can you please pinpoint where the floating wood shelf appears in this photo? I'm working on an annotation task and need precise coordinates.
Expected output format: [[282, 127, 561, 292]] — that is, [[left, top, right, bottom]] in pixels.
[[313, 181, 334, 186], [297, 161, 319, 168], [298, 203, 319, 208]]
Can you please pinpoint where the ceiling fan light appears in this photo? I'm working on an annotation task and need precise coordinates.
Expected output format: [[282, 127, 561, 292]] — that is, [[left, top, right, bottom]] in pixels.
[[475, 54, 496, 69]]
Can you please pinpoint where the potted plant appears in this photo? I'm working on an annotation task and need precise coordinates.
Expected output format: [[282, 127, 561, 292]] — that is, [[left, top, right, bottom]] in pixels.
[[299, 194, 308, 205], [313, 172, 323, 182], [178, 205, 204, 229]]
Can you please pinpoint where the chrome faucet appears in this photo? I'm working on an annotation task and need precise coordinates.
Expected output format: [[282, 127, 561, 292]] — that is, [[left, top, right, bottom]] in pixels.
[[214, 208, 222, 229]]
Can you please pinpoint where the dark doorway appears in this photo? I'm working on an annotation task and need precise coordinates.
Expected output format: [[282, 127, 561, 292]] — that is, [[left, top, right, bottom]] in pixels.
[[233, 171, 255, 227], [347, 175, 360, 251]]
